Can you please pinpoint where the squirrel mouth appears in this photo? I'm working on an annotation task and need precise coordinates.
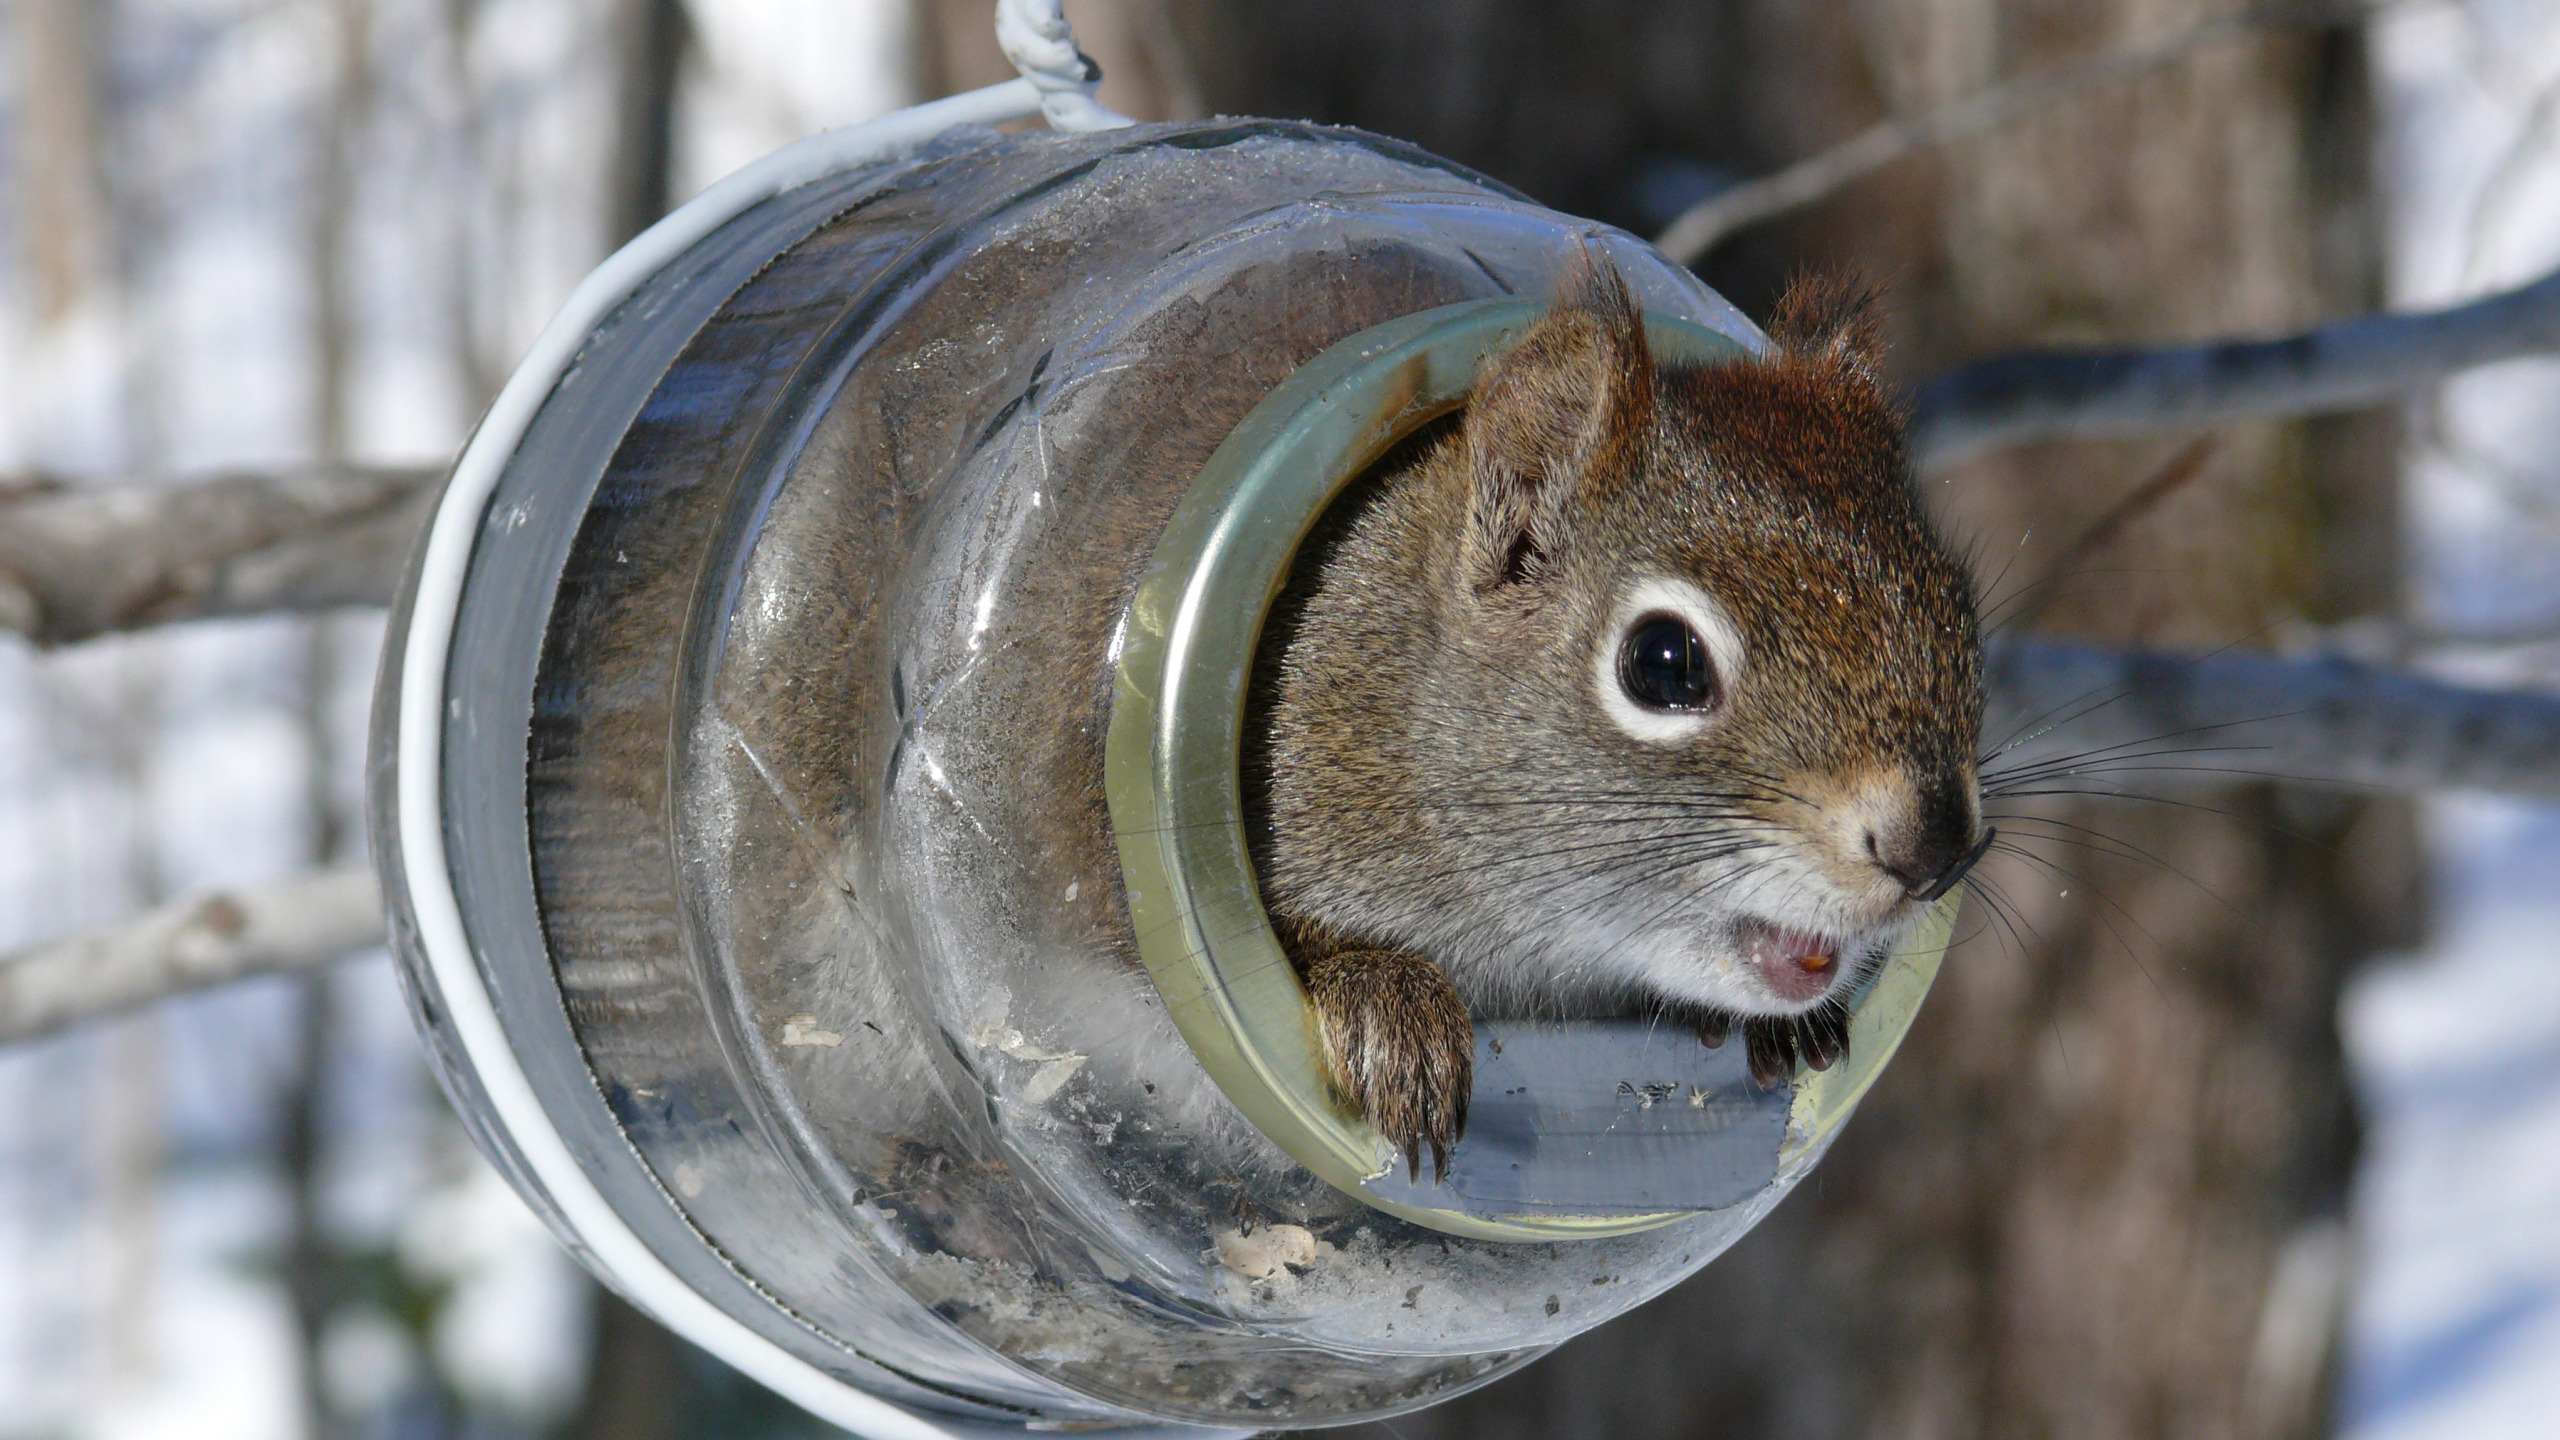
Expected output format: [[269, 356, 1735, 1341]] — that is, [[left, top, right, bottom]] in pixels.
[[1734, 918, 1845, 1005]]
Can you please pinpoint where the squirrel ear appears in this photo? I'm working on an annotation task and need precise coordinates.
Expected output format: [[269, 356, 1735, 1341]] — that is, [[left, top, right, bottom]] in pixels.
[[1460, 260, 1656, 592], [1767, 268, 1886, 372]]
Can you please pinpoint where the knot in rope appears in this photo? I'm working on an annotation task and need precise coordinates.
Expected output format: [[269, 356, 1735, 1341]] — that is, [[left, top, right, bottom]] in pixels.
[[994, 0, 1133, 133]]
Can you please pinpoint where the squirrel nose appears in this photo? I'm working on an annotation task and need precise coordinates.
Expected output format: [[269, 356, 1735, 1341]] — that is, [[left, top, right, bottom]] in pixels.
[[1863, 807, 1993, 902]]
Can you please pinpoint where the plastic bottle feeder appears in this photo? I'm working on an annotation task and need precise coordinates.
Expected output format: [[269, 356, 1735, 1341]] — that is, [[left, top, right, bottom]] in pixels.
[[371, 118, 1958, 1436]]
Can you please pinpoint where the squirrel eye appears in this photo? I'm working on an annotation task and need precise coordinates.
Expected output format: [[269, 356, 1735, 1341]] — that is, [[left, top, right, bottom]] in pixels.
[[1618, 614, 1715, 711]]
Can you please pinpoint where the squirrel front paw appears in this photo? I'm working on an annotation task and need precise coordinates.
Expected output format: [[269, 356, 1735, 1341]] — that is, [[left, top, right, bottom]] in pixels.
[[1738, 1007, 1851, 1088], [1301, 949, 1473, 1182], [1682, 1003, 1852, 1087]]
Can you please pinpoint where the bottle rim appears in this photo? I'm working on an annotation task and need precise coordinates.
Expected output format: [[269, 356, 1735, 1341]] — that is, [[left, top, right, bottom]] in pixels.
[[1105, 297, 1962, 1241]]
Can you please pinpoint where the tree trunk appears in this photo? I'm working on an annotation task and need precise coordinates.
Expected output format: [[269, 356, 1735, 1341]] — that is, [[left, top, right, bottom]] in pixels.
[[1183, 4, 2421, 1438]]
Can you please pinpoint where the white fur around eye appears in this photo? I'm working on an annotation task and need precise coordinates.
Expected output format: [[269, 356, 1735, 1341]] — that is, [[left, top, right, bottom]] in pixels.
[[1594, 576, 1747, 746]]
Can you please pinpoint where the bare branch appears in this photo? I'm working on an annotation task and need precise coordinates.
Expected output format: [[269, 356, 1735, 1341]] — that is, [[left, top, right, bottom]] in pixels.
[[3, 637, 2557, 1044], [2403, 617, 2560, 650], [1989, 638, 2560, 801], [0, 866, 385, 1045], [1910, 265, 2560, 466], [1653, 0, 2372, 265], [0, 463, 440, 646]]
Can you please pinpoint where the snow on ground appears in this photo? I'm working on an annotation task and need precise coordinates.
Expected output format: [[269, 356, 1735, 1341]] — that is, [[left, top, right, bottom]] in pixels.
[[2343, 800, 2560, 1438], [2344, 4, 2560, 1436], [0, 2, 909, 1436], [0, 0, 621, 1432]]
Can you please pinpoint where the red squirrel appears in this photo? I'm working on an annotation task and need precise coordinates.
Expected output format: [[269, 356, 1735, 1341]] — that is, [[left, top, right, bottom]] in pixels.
[[1246, 263, 1987, 1177]]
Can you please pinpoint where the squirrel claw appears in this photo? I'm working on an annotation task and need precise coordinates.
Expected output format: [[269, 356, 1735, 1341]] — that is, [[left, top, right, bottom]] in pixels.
[[1744, 1022, 1796, 1088], [1740, 1008, 1852, 1087], [1302, 949, 1473, 1186], [1798, 1004, 1850, 1072], [1402, 1137, 1454, 1185]]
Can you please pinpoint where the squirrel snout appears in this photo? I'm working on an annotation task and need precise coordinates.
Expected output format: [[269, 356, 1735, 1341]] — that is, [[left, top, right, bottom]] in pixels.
[[1861, 796, 1990, 902]]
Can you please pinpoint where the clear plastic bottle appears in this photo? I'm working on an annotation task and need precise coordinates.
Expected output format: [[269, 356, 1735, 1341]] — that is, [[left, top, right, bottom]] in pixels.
[[373, 119, 1947, 1431]]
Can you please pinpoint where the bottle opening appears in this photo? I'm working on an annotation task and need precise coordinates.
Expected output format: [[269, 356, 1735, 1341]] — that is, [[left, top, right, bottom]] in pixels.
[[1106, 298, 1961, 1240]]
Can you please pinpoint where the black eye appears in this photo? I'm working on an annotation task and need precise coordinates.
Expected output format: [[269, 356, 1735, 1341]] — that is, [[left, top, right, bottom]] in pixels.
[[1618, 614, 1715, 711]]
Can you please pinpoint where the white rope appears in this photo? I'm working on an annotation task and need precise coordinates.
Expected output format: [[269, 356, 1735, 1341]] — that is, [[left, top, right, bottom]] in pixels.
[[995, 0, 1134, 132]]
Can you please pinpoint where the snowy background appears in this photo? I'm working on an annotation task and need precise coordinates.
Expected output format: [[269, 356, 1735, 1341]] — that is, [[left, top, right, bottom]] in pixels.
[[0, 1, 2554, 1436], [2340, 4, 2560, 1436], [0, 2, 907, 1434]]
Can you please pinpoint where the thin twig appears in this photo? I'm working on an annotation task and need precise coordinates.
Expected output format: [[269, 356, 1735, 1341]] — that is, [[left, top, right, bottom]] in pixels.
[[2457, 74, 2560, 290], [2402, 617, 2560, 650], [1654, 0, 2377, 265], [1910, 262, 2560, 466], [1988, 637, 2560, 801], [0, 865, 386, 1045], [2010, 438, 2220, 631], [0, 463, 439, 646]]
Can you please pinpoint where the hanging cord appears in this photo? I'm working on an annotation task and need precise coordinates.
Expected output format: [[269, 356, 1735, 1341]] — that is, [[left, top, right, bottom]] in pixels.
[[994, 0, 1133, 132]]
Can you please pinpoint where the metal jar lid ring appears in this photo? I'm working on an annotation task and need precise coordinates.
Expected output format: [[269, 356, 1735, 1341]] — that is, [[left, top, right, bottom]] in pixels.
[[1106, 298, 1960, 1242]]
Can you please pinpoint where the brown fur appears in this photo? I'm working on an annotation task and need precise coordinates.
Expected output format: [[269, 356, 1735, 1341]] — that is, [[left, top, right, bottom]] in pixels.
[[1245, 261, 1984, 1163], [1288, 917, 1476, 1182]]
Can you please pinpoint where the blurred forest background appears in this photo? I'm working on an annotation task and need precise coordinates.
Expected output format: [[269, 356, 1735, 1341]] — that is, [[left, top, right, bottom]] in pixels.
[[4, 1, 2560, 1438]]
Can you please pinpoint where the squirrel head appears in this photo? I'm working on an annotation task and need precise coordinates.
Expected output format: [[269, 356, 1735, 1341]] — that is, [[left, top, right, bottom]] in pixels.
[[1253, 261, 1985, 1021]]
